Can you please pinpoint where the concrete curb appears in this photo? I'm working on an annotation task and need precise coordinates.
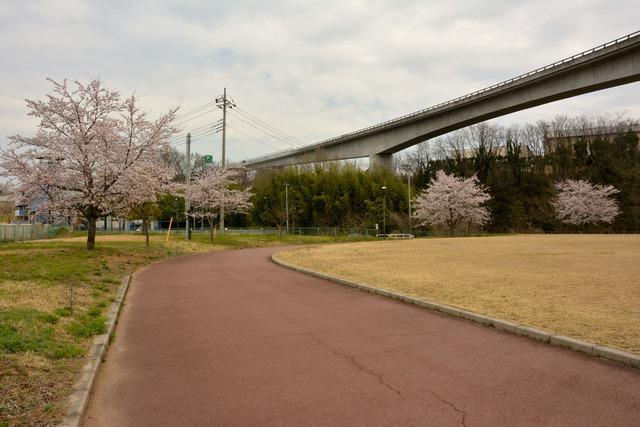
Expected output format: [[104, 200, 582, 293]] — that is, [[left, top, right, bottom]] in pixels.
[[59, 274, 132, 427], [271, 253, 640, 370]]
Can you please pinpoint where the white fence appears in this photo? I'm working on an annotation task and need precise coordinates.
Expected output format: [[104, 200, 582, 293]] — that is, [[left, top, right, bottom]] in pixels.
[[0, 224, 53, 242]]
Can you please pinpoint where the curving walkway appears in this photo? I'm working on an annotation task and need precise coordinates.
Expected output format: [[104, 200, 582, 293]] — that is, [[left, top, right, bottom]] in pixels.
[[84, 247, 640, 426]]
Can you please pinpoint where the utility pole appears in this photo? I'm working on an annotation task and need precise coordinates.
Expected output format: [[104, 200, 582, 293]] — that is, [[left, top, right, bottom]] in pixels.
[[382, 186, 387, 237], [285, 183, 289, 234], [221, 87, 227, 168], [185, 133, 191, 240], [220, 88, 227, 235], [408, 174, 412, 234], [216, 88, 229, 234]]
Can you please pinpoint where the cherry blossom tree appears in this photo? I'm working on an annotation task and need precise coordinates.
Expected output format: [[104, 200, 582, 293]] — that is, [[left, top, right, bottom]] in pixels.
[[115, 154, 177, 247], [413, 170, 491, 234], [552, 179, 620, 226], [186, 167, 252, 240], [0, 79, 177, 250]]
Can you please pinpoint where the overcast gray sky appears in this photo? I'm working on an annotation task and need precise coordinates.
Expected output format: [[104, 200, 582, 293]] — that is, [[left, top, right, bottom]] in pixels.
[[1, 0, 639, 162]]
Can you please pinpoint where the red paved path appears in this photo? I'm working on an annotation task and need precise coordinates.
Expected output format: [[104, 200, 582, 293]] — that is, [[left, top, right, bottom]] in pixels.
[[84, 247, 640, 426]]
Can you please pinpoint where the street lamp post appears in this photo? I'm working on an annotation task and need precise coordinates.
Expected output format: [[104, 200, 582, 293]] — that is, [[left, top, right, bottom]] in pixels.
[[285, 183, 289, 235], [381, 186, 387, 237], [407, 174, 412, 234]]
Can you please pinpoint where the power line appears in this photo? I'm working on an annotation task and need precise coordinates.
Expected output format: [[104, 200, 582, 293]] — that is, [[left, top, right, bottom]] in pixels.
[[233, 105, 302, 145], [171, 121, 223, 143], [171, 121, 221, 142], [171, 96, 306, 159], [169, 127, 221, 148], [227, 122, 280, 149], [227, 110, 301, 149], [174, 101, 217, 121], [191, 129, 221, 142], [173, 106, 219, 128], [233, 106, 305, 147]]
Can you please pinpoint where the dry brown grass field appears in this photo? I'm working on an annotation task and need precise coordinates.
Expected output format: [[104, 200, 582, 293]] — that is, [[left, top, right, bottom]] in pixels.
[[278, 234, 640, 354]]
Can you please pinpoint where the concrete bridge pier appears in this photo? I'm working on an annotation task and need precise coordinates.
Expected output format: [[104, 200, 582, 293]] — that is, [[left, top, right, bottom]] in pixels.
[[369, 153, 393, 169]]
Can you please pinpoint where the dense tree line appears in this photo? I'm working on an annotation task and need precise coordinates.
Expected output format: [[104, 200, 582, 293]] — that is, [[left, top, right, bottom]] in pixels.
[[249, 115, 640, 233], [250, 164, 409, 231]]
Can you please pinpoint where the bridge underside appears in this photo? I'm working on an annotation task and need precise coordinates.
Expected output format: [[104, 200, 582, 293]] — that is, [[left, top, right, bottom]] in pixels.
[[245, 37, 640, 170]]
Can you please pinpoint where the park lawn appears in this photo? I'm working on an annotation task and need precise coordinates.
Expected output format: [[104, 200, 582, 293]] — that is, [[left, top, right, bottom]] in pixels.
[[0, 236, 213, 426], [0, 232, 371, 426], [277, 234, 640, 354]]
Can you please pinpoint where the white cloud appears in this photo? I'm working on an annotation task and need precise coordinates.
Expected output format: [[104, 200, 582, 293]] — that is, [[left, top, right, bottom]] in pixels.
[[1, 0, 639, 162]]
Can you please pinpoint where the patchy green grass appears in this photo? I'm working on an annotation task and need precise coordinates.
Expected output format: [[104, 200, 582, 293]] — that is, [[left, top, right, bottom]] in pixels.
[[0, 308, 84, 359], [0, 232, 370, 426], [0, 239, 205, 426]]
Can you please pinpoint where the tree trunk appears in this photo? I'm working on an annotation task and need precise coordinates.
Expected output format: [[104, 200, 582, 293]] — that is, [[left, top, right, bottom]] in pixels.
[[447, 219, 455, 236], [207, 217, 216, 241], [87, 216, 97, 250], [142, 218, 150, 247]]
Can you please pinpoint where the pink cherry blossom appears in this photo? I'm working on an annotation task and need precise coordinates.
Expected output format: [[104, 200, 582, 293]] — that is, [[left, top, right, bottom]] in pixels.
[[0, 78, 178, 249], [185, 167, 252, 240], [413, 170, 491, 234], [552, 179, 619, 226]]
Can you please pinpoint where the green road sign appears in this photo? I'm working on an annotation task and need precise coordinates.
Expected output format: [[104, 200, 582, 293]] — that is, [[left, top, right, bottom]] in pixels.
[[203, 155, 214, 164]]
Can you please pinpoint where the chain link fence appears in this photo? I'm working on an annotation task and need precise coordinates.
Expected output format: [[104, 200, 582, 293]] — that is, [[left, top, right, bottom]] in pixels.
[[186, 226, 431, 237]]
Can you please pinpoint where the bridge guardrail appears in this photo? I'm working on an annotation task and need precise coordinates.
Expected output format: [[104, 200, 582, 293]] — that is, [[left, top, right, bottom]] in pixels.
[[243, 30, 640, 165]]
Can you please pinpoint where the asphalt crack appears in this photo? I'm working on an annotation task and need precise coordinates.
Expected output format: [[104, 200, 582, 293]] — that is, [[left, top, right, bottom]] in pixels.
[[257, 329, 340, 340], [430, 390, 467, 426], [368, 330, 443, 339], [308, 333, 405, 400]]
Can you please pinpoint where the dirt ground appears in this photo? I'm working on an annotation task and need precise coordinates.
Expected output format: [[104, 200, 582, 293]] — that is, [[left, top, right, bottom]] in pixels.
[[278, 234, 640, 354]]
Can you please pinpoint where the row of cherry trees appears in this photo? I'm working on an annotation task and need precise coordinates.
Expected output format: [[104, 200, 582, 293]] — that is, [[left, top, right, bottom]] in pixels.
[[0, 79, 251, 250], [412, 171, 620, 233], [249, 163, 622, 234], [1, 79, 625, 244], [399, 118, 638, 232]]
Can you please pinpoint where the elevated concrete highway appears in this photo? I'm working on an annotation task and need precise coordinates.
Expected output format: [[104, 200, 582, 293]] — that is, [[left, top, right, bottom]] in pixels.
[[242, 31, 640, 169]]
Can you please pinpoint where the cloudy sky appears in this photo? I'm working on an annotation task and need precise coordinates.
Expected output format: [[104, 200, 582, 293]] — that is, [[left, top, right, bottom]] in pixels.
[[1, 0, 639, 162]]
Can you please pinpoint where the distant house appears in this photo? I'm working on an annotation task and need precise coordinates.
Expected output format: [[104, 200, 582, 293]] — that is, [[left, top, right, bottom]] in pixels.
[[13, 195, 33, 223], [544, 125, 640, 155], [10, 194, 50, 224], [448, 143, 535, 160]]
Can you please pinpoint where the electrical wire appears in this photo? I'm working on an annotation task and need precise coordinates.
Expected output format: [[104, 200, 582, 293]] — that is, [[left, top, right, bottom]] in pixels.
[[190, 128, 222, 142], [171, 122, 222, 143], [174, 101, 217, 121], [173, 107, 219, 128], [170, 96, 305, 160], [227, 110, 301, 149], [170, 128, 219, 148], [233, 106, 305, 147], [226, 122, 280, 149], [171, 126, 222, 144]]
